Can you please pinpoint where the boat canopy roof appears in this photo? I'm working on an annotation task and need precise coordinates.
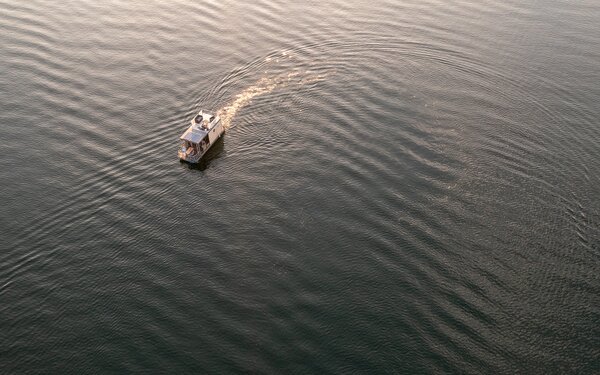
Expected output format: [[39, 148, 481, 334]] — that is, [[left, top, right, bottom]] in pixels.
[[180, 127, 207, 143], [179, 111, 219, 144]]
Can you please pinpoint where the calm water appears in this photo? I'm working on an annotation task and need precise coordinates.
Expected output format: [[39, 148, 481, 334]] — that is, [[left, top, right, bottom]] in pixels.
[[1, 0, 599, 373]]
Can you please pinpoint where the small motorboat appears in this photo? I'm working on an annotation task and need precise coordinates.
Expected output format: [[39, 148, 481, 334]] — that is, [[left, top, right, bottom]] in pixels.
[[178, 110, 225, 163]]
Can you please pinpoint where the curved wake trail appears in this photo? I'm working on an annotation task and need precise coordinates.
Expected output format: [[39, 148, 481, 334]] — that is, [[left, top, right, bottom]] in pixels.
[[217, 69, 333, 129]]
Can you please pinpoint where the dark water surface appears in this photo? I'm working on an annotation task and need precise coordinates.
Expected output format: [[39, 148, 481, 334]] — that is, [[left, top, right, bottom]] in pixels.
[[1, 0, 599, 373]]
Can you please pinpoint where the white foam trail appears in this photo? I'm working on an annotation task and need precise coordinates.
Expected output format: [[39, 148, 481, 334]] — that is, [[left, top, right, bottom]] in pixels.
[[217, 69, 333, 129]]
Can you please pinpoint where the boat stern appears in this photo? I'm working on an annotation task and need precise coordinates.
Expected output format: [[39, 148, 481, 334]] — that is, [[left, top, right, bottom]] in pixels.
[[178, 144, 202, 163]]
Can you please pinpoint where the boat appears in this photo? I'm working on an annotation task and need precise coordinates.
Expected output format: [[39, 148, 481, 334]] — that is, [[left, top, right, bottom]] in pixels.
[[178, 110, 225, 163]]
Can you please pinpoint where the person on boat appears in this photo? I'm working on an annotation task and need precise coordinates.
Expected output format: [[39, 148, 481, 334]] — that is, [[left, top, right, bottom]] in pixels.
[[186, 144, 195, 155]]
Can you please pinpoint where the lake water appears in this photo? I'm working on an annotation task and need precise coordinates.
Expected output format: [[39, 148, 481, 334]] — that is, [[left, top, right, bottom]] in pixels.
[[1, 0, 599, 373]]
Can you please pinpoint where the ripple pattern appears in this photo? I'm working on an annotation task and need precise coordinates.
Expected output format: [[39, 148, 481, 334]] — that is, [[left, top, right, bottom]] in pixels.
[[1, 0, 599, 373]]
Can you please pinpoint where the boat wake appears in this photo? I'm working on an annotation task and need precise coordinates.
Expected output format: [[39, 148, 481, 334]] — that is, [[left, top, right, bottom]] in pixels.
[[217, 66, 333, 129]]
